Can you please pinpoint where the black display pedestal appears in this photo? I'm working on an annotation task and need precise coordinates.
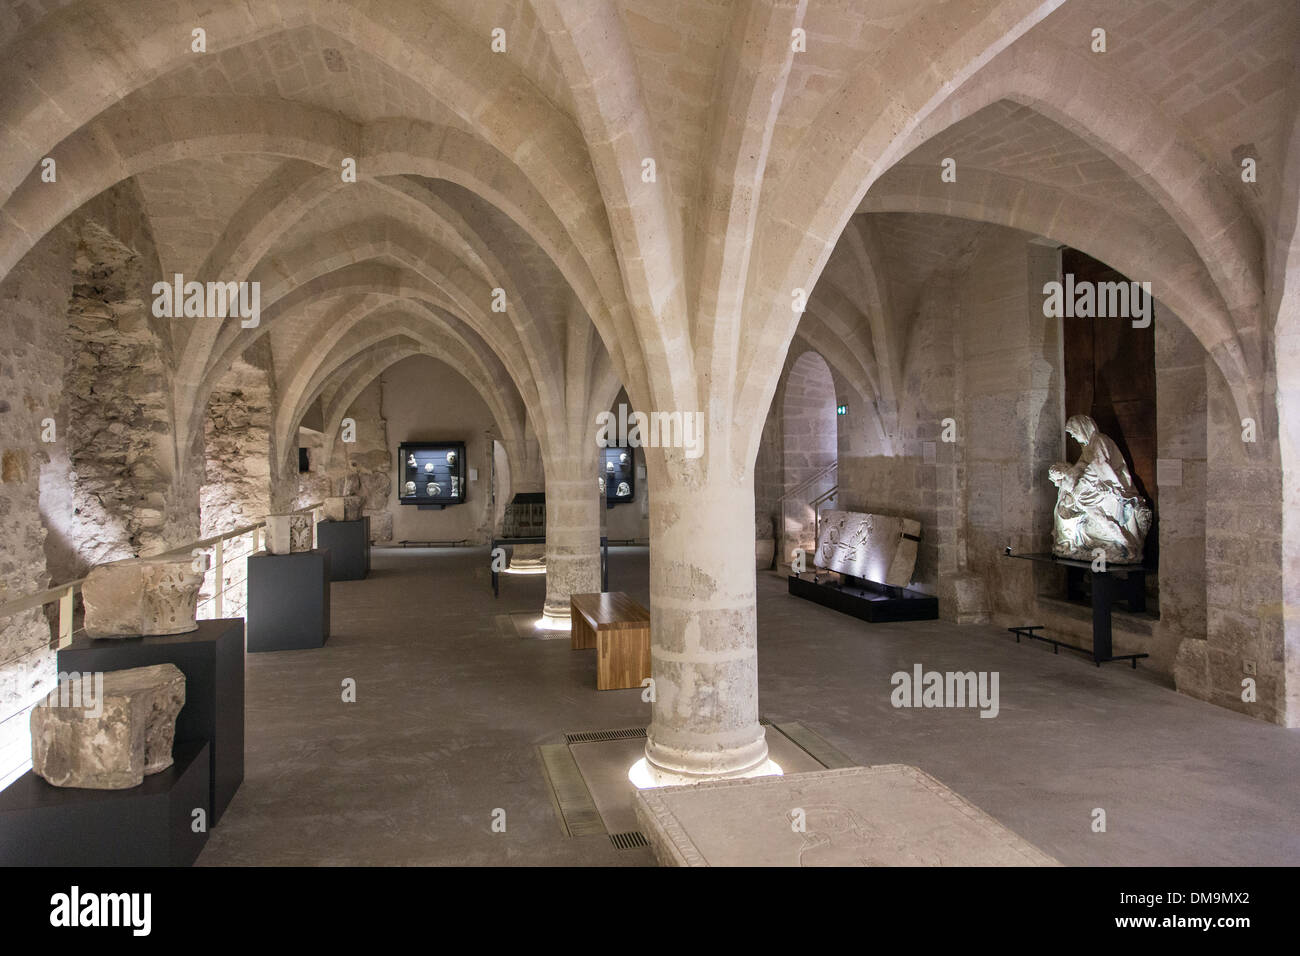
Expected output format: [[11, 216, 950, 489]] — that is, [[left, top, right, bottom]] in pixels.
[[1004, 551, 1149, 666], [247, 550, 331, 652], [0, 740, 210, 866], [57, 619, 244, 824], [788, 573, 939, 622], [316, 516, 370, 581]]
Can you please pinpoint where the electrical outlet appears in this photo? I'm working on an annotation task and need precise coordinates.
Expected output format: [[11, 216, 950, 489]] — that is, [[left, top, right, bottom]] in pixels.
[[1243, 660, 1257, 676]]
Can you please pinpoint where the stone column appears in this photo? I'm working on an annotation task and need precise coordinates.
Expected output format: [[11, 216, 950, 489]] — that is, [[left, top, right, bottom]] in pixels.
[[541, 453, 601, 625], [643, 471, 769, 782]]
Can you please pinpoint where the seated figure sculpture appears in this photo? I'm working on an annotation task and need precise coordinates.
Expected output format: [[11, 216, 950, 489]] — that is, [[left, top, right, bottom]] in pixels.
[[1048, 415, 1152, 564]]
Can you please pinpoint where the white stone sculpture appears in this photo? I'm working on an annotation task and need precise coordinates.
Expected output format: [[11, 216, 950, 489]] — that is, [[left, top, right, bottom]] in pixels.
[[446, 450, 457, 467], [619, 451, 629, 465], [427, 482, 440, 496], [813, 510, 920, 588], [30, 663, 186, 789], [424, 462, 435, 473], [450, 476, 459, 497], [617, 481, 631, 497], [403, 480, 417, 496], [598, 476, 605, 493], [265, 512, 313, 555], [407, 454, 417, 468], [81, 556, 207, 638], [606, 460, 615, 473], [322, 495, 362, 522], [1049, 415, 1152, 564]]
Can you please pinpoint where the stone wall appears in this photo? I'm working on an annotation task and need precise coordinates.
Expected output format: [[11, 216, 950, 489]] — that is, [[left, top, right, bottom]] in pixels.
[[0, 223, 74, 789], [378, 355, 494, 545], [1175, 365, 1285, 722], [1, 183, 205, 788]]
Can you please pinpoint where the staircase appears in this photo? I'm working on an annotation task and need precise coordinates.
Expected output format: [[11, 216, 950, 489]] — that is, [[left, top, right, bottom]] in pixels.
[[777, 462, 838, 566]]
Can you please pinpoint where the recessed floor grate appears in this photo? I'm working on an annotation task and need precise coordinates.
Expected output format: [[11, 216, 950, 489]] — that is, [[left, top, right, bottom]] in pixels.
[[538, 744, 605, 837], [770, 720, 857, 769], [565, 727, 647, 744], [609, 831, 649, 850]]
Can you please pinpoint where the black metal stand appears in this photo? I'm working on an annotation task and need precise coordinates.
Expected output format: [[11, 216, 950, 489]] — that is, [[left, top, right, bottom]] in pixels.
[[490, 536, 608, 597], [1007, 624, 1147, 668], [1003, 551, 1150, 667]]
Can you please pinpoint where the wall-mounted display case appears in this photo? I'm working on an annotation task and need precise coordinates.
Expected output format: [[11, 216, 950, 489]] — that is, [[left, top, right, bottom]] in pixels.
[[601, 445, 634, 505], [398, 441, 466, 509]]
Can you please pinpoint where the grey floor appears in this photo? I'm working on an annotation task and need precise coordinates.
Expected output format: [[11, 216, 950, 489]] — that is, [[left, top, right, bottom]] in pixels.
[[197, 546, 1300, 866]]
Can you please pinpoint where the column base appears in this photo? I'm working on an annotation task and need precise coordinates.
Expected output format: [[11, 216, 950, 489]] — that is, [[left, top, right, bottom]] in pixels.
[[538, 602, 572, 632], [629, 755, 783, 790], [635, 727, 774, 788]]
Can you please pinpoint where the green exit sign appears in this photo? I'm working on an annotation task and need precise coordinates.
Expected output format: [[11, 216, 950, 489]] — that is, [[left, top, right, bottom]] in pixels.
[[836, 404, 847, 416]]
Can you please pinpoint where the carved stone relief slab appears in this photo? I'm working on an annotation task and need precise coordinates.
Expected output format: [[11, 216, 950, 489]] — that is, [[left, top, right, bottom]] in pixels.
[[813, 510, 920, 588]]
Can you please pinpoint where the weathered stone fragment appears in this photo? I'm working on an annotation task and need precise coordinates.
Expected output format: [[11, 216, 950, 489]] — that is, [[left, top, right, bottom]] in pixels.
[[30, 663, 186, 789], [82, 555, 206, 638], [265, 513, 313, 554], [321, 495, 363, 522]]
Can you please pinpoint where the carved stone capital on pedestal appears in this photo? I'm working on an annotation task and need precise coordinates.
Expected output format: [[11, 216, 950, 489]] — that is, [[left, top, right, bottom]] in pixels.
[[265, 513, 313, 554], [30, 663, 186, 790], [82, 555, 206, 638]]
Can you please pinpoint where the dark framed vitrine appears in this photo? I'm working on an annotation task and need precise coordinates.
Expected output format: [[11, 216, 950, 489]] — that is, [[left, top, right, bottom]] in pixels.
[[398, 441, 466, 508], [601, 445, 635, 504]]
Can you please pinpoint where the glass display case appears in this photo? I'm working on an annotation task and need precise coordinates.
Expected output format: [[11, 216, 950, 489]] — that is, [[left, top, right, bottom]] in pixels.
[[398, 441, 466, 508], [602, 445, 634, 504]]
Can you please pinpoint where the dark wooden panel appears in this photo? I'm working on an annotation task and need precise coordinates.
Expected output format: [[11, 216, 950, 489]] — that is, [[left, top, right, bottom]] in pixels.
[[1060, 248, 1158, 570]]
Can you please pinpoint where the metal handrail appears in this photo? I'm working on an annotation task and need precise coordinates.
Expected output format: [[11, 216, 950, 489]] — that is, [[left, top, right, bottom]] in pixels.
[[776, 461, 838, 505], [0, 500, 323, 646], [778, 463, 838, 563], [811, 483, 839, 550]]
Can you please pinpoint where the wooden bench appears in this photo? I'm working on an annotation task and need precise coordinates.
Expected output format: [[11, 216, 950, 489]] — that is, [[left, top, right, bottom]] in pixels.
[[570, 592, 651, 691]]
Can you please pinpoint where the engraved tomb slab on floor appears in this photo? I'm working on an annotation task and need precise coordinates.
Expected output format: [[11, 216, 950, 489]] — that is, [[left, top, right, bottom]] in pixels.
[[634, 765, 1059, 867]]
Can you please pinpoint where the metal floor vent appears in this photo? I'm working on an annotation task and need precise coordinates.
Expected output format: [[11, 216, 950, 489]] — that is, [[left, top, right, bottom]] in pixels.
[[538, 744, 605, 837], [564, 727, 647, 744], [609, 831, 649, 850]]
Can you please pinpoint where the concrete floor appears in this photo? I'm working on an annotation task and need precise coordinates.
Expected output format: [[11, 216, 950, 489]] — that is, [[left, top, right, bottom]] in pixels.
[[198, 546, 1300, 866]]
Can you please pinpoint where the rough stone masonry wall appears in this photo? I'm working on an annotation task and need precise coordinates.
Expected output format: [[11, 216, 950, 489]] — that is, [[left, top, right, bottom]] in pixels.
[[0, 223, 75, 789], [45, 214, 197, 581], [202, 339, 296, 537], [1, 185, 202, 788]]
